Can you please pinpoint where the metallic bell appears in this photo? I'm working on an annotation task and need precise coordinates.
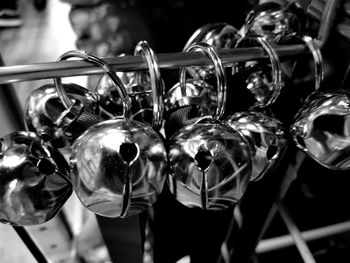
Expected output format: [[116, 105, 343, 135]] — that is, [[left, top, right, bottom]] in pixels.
[[168, 118, 252, 210], [0, 131, 72, 226], [183, 23, 241, 80], [95, 42, 165, 130], [164, 42, 225, 137], [168, 43, 252, 210], [243, 2, 305, 43], [24, 83, 98, 148], [291, 90, 350, 170], [70, 41, 168, 218], [234, 36, 283, 109], [226, 111, 287, 181]]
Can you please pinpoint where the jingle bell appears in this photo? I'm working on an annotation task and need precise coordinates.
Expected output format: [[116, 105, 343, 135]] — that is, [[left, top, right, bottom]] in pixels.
[[184, 23, 241, 80], [244, 2, 305, 43], [0, 131, 72, 226], [25, 83, 98, 148], [70, 41, 168, 218], [168, 118, 252, 210], [226, 111, 287, 181], [168, 42, 252, 210], [291, 90, 350, 170]]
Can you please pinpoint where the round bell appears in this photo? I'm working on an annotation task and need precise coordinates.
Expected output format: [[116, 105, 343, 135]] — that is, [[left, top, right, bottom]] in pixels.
[[0, 131, 72, 226], [225, 111, 287, 181], [183, 23, 241, 80], [243, 2, 306, 43], [70, 41, 168, 218], [164, 43, 222, 138], [287, 35, 350, 169], [234, 36, 283, 109], [24, 82, 98, 148], [168, 43, 252, 210], [95, 44, 165, 129]]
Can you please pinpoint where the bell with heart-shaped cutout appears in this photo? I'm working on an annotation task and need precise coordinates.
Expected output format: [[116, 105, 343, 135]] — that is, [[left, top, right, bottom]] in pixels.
[[0, 131, 72, 226], [233, 36, 283, 109], [243, 1, 306, 43], [226, 36, 287, 181], [225, 111, 287, 181], [95, 42, 165, 129], [70, 42, 168, 218], [287, 35, 350, 170], [168, 42, 252, 210]]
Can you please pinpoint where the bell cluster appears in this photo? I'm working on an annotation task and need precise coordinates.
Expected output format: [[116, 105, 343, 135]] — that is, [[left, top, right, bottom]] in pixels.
[[0, 2, 348, 226]]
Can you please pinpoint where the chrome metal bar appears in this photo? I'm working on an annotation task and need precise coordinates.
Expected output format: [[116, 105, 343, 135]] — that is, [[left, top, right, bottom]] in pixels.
[[0, 45, 306, 85], [315, 0, 341, 47], [277, 200, 317, 263], [257, 220, 350, 253]]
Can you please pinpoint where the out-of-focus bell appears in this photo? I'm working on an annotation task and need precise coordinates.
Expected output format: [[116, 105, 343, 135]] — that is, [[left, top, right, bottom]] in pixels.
[[243, 2, 306, 43], [0, 131, 72, 226]]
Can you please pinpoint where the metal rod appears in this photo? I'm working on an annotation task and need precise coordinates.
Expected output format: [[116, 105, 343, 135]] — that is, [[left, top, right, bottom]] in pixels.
[[257, 220, 350, 254], [0, 45, 306, 85], [277, 201, 317, 263], [13, 226, 49, 263], [315, 0, 341, 47]]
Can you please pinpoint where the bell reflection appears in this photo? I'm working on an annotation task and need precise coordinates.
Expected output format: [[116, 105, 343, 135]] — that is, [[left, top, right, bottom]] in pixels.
[[291, 90, 350, 170]]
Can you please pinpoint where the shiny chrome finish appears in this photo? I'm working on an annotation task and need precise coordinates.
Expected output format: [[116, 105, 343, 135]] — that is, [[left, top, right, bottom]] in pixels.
[[24, 83, 98, 148], [164, 42, 227, 132], [168, 43, 252, 210], [244, 2, 305, 43], [71, 48, 167, 218], [235, 36, 283, 108], [291, 90, 350, 170], [184, 23, 241, 79], [0, 131, 72, 226], [95, 41, 165, 130], [168, 118, 252, 210], [226, 111, 287, 181], [280, 34, 324, 91], [71, 119, 168, 218]]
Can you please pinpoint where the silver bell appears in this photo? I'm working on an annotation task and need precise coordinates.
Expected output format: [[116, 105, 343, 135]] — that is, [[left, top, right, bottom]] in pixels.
[[183, 23, 241, 80], [234, 36, 283, 109], [243, 2, 305, 43], [95, 42, 165, 130], [225, 111, 287, 181], [291, 90, 350, 170], [70, 42, 168, 218], [0, 131, 72, 226], [164, 43, 223, 137], [168, 43, 252, 210], [24, 82, 98, 148]]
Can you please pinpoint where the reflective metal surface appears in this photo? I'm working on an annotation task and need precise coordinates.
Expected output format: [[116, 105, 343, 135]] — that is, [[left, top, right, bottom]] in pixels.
[[96, 41, 165, 129], [0, 131, 72, 226], [168, 118, 252, 210], [226, 111, 287, 181], [70, 119, 168, 218], [184, 23, 241, 79], [235, 36, 283, 108], [24, 83, 98, 148], [291, 90, 350, 170], [244, 2, 304, 43]]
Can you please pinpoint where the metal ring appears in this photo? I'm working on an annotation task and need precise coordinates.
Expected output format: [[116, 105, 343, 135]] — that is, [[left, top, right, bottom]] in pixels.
[[134, 41, 164, 130], [280, 33, 324, 91], [54, 50, 131, 118], [181, 42, 227, 120], [235, 36, 283, 107]]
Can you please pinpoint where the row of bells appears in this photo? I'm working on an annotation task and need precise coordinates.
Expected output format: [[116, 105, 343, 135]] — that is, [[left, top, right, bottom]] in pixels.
[[1, 2, 350, 226]]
